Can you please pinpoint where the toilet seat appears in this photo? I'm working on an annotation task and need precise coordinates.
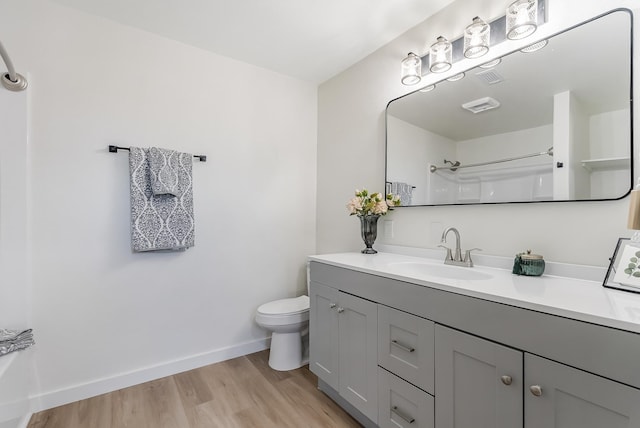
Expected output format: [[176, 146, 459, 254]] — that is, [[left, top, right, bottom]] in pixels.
[[257, 295, 309, 315]]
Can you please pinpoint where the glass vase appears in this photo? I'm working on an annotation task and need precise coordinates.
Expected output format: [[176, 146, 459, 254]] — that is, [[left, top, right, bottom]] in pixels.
[[359, 214, 380, 254]]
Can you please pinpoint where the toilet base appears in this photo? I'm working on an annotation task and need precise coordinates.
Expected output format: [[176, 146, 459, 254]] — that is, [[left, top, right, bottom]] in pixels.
[[268, 331, 305, 371]]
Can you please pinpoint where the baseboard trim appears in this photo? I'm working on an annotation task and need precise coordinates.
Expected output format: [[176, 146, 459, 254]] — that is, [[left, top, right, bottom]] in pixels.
[[30, 338, 270, 412], [0, 415, 30, 428]]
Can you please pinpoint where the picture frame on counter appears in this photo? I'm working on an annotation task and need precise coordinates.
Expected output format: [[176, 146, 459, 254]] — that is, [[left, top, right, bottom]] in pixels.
[[604, 238, 640, 294]]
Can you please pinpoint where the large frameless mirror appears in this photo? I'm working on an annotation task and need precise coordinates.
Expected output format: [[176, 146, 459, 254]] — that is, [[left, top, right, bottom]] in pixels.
[[386, 9, 633, 206]]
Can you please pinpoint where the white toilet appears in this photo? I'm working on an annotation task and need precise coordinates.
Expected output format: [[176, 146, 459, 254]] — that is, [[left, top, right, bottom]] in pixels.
[[255, 268, 311, 371]]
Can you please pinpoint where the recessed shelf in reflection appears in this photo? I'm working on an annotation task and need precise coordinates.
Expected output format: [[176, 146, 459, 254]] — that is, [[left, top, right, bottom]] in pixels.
[[581, 157, 630, 172]]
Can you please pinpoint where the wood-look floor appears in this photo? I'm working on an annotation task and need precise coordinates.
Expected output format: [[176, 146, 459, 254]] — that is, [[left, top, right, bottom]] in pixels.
[[28, 350, 361, 428]]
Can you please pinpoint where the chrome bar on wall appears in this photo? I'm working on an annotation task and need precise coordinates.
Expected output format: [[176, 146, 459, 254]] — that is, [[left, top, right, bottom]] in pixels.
[[429, 147, 553, 173], [0, 40, 27, 92], [108, 145, 207, 162]]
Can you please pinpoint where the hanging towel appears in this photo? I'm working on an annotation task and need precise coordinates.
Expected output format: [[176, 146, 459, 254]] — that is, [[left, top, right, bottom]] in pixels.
[[129, 147, 195, 252], [148, 147, 184, 197], [0, 328, 35, 357], [389, 182, 414, 206]]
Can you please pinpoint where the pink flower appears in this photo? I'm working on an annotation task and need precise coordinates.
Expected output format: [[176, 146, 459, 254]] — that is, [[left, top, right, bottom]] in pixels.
[[346, 197, 363, 215], [347, 188, 400, 216], [372, 200, 388, 214]]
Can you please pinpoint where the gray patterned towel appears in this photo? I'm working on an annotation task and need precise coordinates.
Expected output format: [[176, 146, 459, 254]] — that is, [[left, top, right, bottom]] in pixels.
[[0, 328, 35, 357], [149, 147, 185, 197], [389, 182, 414, 206], [129, 147, 195, 252]]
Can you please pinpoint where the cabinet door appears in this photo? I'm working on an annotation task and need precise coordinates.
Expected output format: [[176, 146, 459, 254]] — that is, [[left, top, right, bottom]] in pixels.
[[435, 325, 523, 428], [378, 305, 435, 394], [525, 354, 640, 428], [309, 282, 339, 389], [378, 367, 434, 428], [338, 291, 378, 423]]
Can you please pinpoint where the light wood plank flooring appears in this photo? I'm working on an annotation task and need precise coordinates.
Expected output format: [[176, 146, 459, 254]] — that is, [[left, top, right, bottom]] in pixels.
[[28, 350, 361, 428]]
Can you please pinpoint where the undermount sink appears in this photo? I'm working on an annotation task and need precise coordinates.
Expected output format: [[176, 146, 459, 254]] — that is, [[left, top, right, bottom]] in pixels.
[[387, 261, 493, 281]]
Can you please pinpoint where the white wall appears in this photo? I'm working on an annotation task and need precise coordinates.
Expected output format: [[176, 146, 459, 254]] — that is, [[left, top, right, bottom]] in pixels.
[[317, 0, 637, 265], [0, 0, 317, 411], [387, 115, 455, 205], [0, 84, 32, 428]]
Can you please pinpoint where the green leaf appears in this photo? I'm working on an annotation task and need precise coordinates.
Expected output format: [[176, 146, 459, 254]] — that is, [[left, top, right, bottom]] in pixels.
[[629, 263, 637, 269], [633, 272, 640, 278], [625, 268, 633, 274], [631, 257, 638, 263], [635, 251, 640, 258]]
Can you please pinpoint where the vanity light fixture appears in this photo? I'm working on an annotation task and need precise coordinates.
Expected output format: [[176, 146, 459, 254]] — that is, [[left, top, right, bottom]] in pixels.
[[429, 36, 452, 73], [464, 17, 490, 58], [419, 84, 436, 92], [519, 39, 548, 53], [399, 0, 545, 85], [446, 73, 465, 82], [506, 0, 538, 40], [479, 58, 502, 68], [401, 52, 422, 85]]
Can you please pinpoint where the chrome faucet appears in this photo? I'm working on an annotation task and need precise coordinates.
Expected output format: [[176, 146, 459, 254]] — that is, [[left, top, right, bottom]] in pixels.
[[439, 227, 480, 267]]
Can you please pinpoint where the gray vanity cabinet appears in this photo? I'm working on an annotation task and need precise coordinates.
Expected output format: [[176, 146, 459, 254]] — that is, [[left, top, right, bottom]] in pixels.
[[524, 354, 640, 428], [309, 282, 339, 388], [308, 261, 640, 428], [338, 291, 379, 422], [309, 281, 379, 423], [435, 325, 523, 428]]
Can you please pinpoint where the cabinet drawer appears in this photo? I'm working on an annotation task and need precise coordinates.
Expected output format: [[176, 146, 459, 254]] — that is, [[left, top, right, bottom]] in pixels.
[[378, 367, 434, 428], [378, 305, 434, 393]]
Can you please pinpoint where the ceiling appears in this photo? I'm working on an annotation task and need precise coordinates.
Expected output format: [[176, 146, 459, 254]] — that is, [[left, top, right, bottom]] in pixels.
[[51, 0, 457, 84]]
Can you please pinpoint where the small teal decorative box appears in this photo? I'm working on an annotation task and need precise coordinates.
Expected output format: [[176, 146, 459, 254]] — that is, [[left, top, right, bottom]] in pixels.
[[512, 250, 545, 276]]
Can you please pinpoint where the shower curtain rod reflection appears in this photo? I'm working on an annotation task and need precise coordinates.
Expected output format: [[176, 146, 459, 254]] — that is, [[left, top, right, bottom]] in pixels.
[[0, 40, 27, 92], [108, 145, 207, 162], [429, 147, 553, 173]]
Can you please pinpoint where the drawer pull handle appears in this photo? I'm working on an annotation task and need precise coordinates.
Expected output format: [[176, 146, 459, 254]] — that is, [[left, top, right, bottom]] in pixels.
[[392, 406, 415, 424], [530, 385, 543, 397], [501, 375, 513, 386], [337, 307, 344, 313], [391, 340, 415, 353], [329, 303, 336, 309]]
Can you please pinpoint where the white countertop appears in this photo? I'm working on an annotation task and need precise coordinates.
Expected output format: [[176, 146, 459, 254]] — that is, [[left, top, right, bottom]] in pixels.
[[309, 251, 640, 334]]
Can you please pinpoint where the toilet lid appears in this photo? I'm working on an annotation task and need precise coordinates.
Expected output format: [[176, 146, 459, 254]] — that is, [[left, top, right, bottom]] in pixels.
[[258, 295, 309, 315]]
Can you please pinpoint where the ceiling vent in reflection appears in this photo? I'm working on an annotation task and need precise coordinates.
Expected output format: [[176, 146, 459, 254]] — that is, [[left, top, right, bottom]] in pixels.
[[474, 68, 505, 85], [462, 96, 501, 114]]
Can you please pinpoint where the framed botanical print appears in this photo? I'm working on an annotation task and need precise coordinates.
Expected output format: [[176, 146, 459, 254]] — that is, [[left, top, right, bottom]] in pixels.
[[604, 238, 640, 294]]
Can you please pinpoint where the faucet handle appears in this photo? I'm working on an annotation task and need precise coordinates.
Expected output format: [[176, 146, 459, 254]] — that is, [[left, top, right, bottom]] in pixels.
[[463, 248, 482, 266], [438, 244, 454, 261]]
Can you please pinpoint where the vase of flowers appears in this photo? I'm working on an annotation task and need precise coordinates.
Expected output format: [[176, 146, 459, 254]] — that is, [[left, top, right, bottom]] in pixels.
[[347, 189, 401, 254]]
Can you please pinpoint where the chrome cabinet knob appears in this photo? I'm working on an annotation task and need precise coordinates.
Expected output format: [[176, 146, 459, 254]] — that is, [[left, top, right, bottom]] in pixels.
[[530, 385, 543, 397], [337, 307, 344, 313], [501, 375, 513, 386], [329, 303, 336, 309]]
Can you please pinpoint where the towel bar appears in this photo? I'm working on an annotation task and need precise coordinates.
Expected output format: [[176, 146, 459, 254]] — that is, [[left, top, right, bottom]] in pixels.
[[108, 145, 207, 162]]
